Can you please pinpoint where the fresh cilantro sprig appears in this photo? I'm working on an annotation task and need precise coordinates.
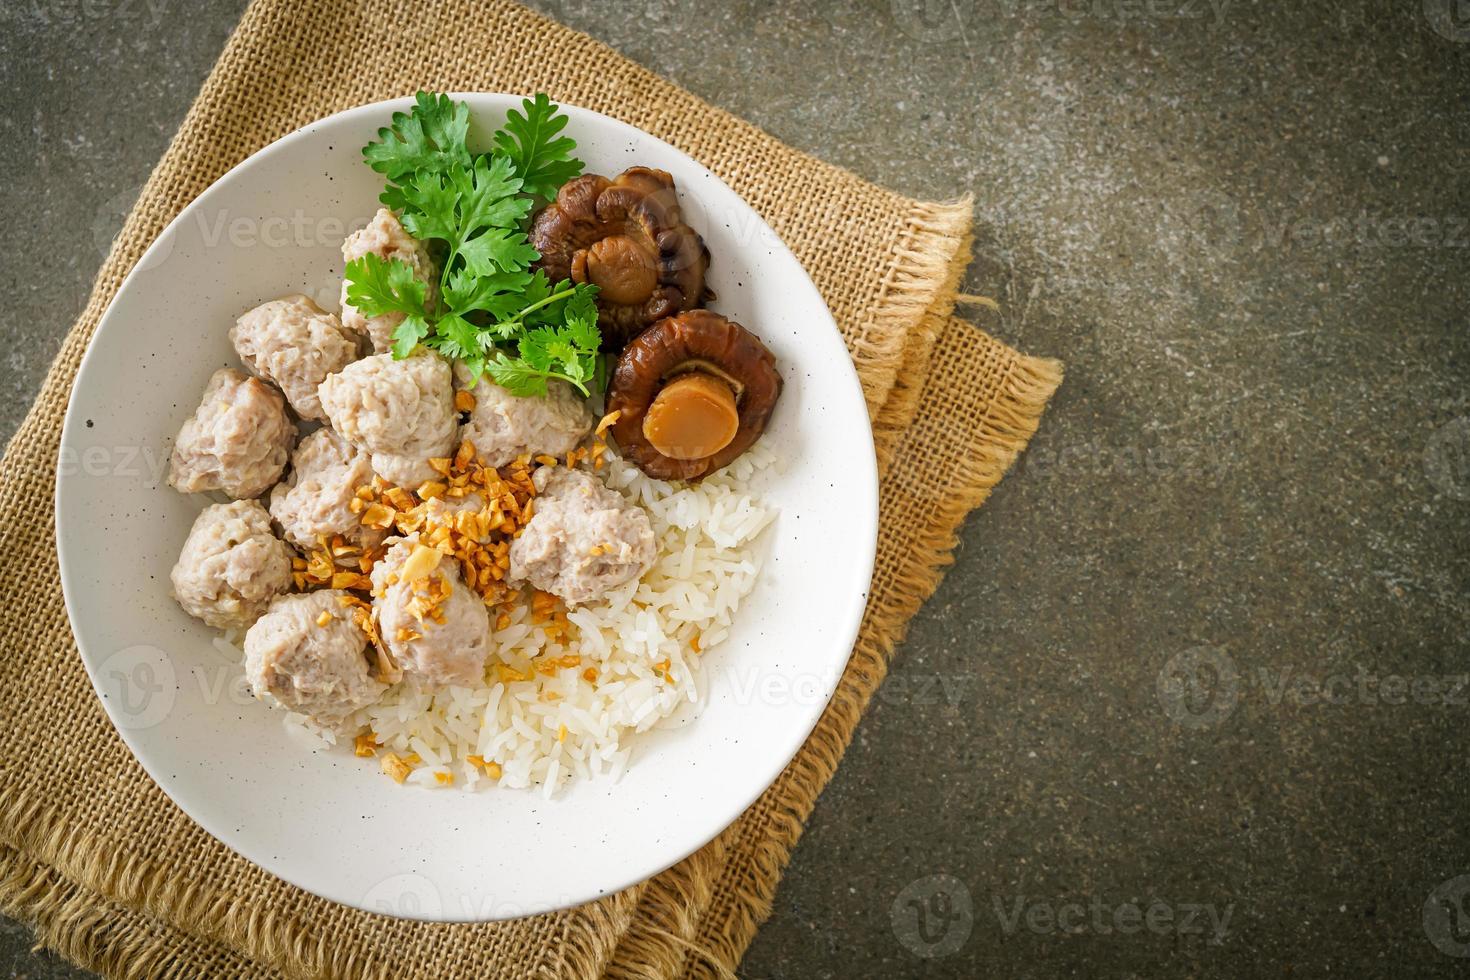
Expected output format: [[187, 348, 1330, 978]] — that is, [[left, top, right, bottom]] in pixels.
[[342, 252, 432, 359], [363, 92, 473, 188], [492, 92, 584, 199], [348, 91, 601, 396], [485, 288, 602, 396]]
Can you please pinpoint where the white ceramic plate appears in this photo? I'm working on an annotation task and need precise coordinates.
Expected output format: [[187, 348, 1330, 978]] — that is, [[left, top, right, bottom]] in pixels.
[[56, 94, 877, 921]]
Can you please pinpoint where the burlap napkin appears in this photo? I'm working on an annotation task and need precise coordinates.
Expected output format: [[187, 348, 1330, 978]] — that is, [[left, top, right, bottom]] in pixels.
[[0, 1, 1061, 977]]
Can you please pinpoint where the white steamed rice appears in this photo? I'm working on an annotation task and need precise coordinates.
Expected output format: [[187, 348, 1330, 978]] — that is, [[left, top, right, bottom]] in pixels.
[[281, 443, 777, 796]]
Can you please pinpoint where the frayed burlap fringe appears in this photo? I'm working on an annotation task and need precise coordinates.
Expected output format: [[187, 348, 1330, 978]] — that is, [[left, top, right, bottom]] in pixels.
[[2, 783, 653, 980], [602, 834, 731, 980], [0, 846, 272, 979], [868, 220, 973, 461], [0, 792, 384, 980], [850, 199, 974, 416]]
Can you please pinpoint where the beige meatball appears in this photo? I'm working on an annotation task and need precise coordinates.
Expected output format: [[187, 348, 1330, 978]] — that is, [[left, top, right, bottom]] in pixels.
[[269, 427, 384, 552], [318, 352, 457, 487], [509, 467, 656, 605], [170, 500, 292, 630], [367, 451, 445, 489], [231, 294, 362, 420], [243, 590, 386, 728], [370, 535, 491, 688], [456, 363, 594, 467], [169, 368, 295, 499], [339, 209, 438, 353]]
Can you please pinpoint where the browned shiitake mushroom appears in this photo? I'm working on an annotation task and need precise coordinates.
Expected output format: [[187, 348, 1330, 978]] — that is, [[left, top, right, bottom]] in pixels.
[[529, 167, 710, 351], [606, 310, 781, 481]]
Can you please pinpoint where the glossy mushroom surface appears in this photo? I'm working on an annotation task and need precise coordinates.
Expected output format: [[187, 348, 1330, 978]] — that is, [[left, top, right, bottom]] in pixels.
[[530, 167, 709, 350], [606, 310, 781, 481]]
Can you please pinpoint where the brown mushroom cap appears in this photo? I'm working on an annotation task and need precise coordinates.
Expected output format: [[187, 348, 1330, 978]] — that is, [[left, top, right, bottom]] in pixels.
[[530, 167, 710, 351], [607, 310, 782, 481]]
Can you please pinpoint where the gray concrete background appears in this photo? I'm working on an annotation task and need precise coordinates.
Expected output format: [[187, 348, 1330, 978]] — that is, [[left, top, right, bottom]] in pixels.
[[2, 1, 1468, 977]]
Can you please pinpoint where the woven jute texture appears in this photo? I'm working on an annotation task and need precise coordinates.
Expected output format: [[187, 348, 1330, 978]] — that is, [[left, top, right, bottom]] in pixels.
[[0, 1, 1062, 977]]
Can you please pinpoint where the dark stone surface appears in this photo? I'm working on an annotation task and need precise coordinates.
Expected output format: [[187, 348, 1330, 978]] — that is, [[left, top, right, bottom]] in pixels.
[[2, 1, 1467, 977]]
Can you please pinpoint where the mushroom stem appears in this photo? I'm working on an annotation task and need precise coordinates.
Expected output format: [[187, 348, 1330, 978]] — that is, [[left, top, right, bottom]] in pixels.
[[641, 373, 740, 461]]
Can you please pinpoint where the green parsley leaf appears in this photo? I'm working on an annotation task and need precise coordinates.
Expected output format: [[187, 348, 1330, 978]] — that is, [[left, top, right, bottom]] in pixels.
[[501, 310, 603, 396], [392, 168, 462, 244], [397, 157, 535, 273], [515, 269, 556, 312], [591, 350, 612, 396], [520, 278, 600, 330], [524, 325, 579, 371], [562, 310, 600, 352], [484, 352, 551, 397], [344, 254, 428, 319], [442, 266, 533, 320], [460, 353, 486, 380], [459, 227, 540, 277], [492, 93, 584, 199], [450, 155, 532, 234], [429, 313, 484, 360], [390, 314, 431, 360], [363, 92, 472, 183]]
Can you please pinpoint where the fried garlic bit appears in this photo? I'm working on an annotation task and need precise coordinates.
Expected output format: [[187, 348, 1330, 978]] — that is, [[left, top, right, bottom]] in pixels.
[[331, 591, 397, 681], [466, 755, 502, 780], [291, 532, 378, 592], [380, 752, 412, 784], [535, 653, 581, 676], [354, 732, 379, 758], [530, 588, 572, 643], [352, 439, 540, 607]]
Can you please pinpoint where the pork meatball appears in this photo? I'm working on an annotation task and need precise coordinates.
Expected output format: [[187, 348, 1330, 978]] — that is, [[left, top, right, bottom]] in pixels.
[[318, 352, 458, 487], [169, 367, 295, 499], [456, 363, 594, 467], [509, 467, 656, 605], [339, 209, 438, 353], [170, 500, 292, 630], [243, 590, 386, 728], [370, 535, 491, 688], [268, 427, 384, 552], [231, 294, 361, 420]]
